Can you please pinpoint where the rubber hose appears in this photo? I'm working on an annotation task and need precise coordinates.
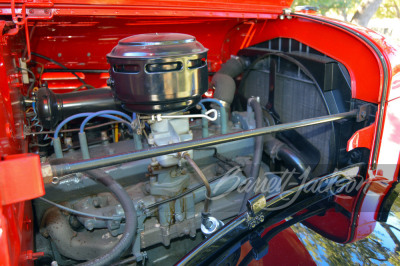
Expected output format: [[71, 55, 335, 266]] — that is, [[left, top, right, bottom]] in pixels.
[[277, 146, 308, 175], [50, 159, 137, 266], [240, 98, 263, 212], [212, 73, 236, 105], [264, 136, 309, 175], [212, 57, 246, 105], [217, 57, 246, 77], [80, 169, 137, 266]]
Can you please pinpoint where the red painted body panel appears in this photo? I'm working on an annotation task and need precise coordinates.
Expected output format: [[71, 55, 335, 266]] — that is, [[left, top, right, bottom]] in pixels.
[[0, 202, 34, 266], [347, 124, 375, 151], [0, 33, 25, 156], [0, 22, 39, 266], [0, 154, 44, 205], [0, 1, 399, 265], [7, 0, 292, 18]]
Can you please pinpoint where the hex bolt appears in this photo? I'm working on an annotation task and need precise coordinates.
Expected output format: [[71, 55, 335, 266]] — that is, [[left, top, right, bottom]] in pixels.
[[205, 219, 214, 230], [84, 220, 94, 230], [115, 204, 124, 216], [92, 199, 100, 207], [175, 213, 184, 222], [148, 134, 154, 145], [65, 137, 73, 148]]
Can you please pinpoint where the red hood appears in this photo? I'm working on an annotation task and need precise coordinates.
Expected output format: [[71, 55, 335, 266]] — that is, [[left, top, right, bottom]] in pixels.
[[4, 0, 293, 17]]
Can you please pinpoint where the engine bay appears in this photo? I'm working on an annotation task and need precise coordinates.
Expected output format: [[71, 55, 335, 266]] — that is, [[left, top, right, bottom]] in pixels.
[[3, 14, 381, 266]]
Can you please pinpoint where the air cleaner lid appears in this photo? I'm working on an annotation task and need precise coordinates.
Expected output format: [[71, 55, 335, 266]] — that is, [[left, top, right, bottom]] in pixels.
[[107, 33, 208, 59]]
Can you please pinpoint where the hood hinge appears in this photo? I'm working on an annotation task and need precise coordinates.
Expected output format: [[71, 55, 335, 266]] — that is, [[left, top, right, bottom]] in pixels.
[[3, 0, 54, 62]]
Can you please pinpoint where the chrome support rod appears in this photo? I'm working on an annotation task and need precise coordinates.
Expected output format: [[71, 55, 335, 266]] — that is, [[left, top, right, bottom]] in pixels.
[[44, 110, 357, 178]]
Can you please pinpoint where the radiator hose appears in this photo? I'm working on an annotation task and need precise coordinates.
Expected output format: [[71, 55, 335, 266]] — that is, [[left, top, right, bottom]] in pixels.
[[240, 97, 263, 212], [264, 135, 309, 176], [212, 58, 263, 212], [212, 56, 246, 106]]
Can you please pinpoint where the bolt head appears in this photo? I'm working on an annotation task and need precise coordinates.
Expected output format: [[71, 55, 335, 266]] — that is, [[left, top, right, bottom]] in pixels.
[[175, 214, 184, 222], [84, 220, 94, 230]]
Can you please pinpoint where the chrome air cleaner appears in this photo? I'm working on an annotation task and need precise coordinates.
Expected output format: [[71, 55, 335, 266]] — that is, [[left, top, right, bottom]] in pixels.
[[107, 33, 208, 113]]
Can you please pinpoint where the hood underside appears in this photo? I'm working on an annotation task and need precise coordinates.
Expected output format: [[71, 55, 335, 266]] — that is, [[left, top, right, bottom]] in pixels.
[[3, 0, 294, 18]]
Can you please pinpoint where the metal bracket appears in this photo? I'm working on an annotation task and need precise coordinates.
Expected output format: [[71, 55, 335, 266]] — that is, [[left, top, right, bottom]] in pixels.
[[356, 104, 372, 122], [246, 213, 265, 230], [247, 194, 267, 216], [133, 206, 148, 264], [246, 194, 267, 229], [11, 0, 54, 26], [280, 8, 292, 20], [6, 1, 54, 62]]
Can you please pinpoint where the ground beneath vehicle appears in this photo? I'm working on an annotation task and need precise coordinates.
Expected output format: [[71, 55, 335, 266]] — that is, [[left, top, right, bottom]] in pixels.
[[0, 1, 399, 265]]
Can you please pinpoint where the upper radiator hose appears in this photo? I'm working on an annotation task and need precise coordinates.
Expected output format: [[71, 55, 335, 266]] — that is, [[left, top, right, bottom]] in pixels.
[[212, 56, 246, 105]]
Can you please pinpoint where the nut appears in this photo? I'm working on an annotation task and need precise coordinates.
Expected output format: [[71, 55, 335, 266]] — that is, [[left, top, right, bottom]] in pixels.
[[41, 163, 54, 184]]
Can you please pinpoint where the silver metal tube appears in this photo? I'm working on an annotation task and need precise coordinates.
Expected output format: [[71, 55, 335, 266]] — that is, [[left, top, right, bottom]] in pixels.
[[47, 110, 357, 177]]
